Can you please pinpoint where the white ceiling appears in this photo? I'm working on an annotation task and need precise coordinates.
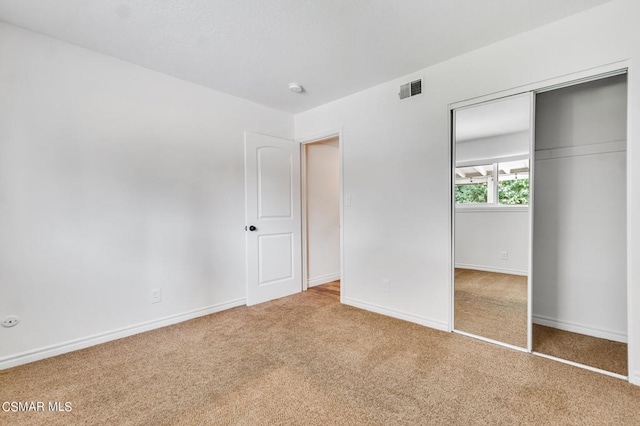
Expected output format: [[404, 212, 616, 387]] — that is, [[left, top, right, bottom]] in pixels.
[[0, 0, 612, 113], [456, 95, 531, 142]]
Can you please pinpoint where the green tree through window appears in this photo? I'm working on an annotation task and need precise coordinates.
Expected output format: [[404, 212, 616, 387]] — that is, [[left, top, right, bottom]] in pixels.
[[498, 178, 529, 205], [456, 179, 529, 205], [455, 184, 488, 204]]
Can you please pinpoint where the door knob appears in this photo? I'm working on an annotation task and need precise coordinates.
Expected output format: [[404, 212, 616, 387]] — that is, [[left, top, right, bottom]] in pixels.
[[246, 225, 257, 231]]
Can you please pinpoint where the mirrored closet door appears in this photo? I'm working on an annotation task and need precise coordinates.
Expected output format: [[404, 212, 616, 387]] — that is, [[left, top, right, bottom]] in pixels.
[[451, 71, 629, 377], [452, 94, 533, 349]]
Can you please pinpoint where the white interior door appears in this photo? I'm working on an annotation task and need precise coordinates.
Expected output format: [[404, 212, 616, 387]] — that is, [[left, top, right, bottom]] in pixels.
[[245, 132, 302, 305]]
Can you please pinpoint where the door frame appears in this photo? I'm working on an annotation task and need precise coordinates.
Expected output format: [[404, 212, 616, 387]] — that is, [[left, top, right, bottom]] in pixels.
[[448, 59, 632, 381], [298, 129, 344, 303]]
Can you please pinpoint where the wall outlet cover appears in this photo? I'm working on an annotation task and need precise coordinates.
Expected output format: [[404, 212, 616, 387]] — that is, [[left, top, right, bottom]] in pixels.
[[151, 289, 162, 304]]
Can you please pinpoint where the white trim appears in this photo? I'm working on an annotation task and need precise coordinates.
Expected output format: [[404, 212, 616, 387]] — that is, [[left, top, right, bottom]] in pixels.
[[628, 61, 636, 382], [527, 91, 535, 352], [532, 315, 627, 343], [300, 142, 309, 291], [449, 107, 455, 332], [344, 297, 448, 332], [452, 92, 532, 114], [307, 272, 341, 287], [0, 298, 246, 370], [453, 330, 529, 353], [534, 68, 628, 94], [455, 264, 528, 277], [297, 128, 343, 145], [532, 351, 627, 381], [338, 130, 344, 304], [626, 63, 635, 386]]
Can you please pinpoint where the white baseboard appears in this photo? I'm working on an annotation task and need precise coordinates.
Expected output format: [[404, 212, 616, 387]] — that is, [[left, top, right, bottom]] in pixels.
[[532, 314, 627, 343], [307, 272, 340, 287], [631, 372, 640, 386], [343, 297, 448, 332], [0, 298, 246, 370], [455, 263, 528, 276]]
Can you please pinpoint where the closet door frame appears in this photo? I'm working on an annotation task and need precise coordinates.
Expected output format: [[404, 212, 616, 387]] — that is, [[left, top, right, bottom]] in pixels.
[[448, 60, 631, 379]]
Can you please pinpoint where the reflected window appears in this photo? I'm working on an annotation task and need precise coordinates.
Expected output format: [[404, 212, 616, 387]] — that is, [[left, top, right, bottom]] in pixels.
[[455, 164, 493, 204], [498, 159, 529, 205], [456, 159, 529, 206]]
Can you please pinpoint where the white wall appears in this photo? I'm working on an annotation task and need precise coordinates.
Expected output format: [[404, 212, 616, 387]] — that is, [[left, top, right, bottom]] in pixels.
[[295, 0, 640, 384], [306, 138, 340, 286], [533, 75, 627, 342], [455, 129, 530, 276], [0, 22, 293, 367], [3, 0, 640, 386], [455, 209, 529, 275]]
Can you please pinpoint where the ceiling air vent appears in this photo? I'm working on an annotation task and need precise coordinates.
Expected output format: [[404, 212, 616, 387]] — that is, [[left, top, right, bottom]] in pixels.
[[399, 79, 422, 100]]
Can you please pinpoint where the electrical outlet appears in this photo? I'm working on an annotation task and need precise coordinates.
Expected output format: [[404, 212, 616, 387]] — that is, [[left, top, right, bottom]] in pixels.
[[151, 288, 162, 304], [501, 251, 508, 260], [382, 279, 390, 293], [2, 315, 20, 328]]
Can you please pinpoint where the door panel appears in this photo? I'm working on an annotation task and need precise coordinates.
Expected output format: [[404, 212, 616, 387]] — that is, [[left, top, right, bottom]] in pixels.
[[258, 147, 293, 219], [258, 233, 293, 285], [245, 132, 301, 305]]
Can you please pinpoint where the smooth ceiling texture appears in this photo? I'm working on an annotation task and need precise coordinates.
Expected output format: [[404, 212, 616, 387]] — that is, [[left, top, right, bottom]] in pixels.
[[0, 0, 612, 113], [456, 95, 531, 142]]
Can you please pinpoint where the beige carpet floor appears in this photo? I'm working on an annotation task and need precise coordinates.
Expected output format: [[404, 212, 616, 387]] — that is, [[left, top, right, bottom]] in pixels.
[[533, 324, 628, 376], [455, 268, 627, 376], [2, 286, 640, 425], [454, 268, 528, 348]]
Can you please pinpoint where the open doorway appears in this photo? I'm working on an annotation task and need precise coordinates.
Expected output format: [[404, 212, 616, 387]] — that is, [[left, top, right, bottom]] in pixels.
[[302, 136, 342, 300]]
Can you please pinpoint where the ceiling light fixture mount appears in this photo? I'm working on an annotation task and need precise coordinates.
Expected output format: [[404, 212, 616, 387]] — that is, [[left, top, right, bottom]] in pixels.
[[288, 83, 304, 93]]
